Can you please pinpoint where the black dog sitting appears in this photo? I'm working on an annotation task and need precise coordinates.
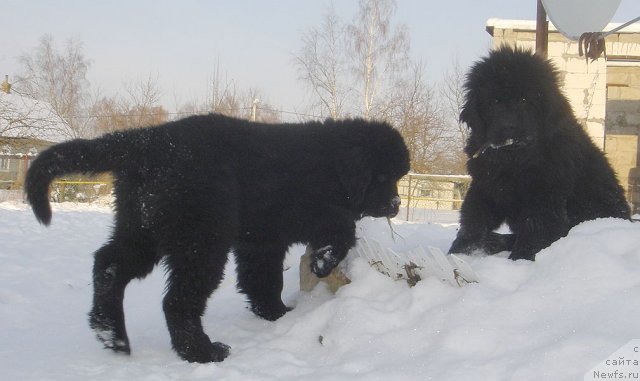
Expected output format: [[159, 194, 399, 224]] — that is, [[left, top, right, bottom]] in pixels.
[[449, 46, 630, 261]]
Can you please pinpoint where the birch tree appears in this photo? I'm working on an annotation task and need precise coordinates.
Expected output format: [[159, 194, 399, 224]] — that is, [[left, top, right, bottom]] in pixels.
[[91, 75, 168, 134], [295, 5, 348, 119], [441, 57, 468, 145], [346, 0, 409, 119], [440, 57, 470, 174], [382, 61, 452, 173]]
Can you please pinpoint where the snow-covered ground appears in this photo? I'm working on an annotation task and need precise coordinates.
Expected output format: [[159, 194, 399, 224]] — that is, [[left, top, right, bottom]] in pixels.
[[1, 201, 639, 380]]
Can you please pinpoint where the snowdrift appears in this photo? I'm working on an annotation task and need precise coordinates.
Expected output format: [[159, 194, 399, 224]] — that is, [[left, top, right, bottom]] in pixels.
[[1, 202, 639, 380]]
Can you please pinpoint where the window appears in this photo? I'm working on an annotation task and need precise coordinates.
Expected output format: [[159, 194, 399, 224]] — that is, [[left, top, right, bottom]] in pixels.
[[0, 157, 9, 172]]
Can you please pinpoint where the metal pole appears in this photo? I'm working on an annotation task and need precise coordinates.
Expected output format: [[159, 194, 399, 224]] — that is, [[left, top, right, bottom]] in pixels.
[[405, 175, 412, 221], [251, 98, 259, 121], [536, 0, 548, 58], [600, 15, 640, 39]]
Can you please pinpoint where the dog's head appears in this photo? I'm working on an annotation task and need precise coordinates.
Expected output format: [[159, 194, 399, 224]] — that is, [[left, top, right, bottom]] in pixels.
[[331, 119, 410, 218], [460, 45, 573, 161]]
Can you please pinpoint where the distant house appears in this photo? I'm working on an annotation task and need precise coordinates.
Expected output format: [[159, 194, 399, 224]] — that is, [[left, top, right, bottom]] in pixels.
[[0, 137, 49, 189], [0, 75, 70, 144], [0, 75, 70, 189]]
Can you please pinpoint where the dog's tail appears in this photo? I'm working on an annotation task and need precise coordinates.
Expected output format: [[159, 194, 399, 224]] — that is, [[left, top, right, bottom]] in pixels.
[[25, 136, 123, 225]]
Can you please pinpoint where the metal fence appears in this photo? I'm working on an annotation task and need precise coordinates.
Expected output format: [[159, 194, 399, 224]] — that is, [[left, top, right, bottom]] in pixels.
[[1, 151, 636, 222], [0, 180, 112, 203], [3, 152, 471, 210], [397, 173, 471, 221], [15, 153, 638, 220], [0, 154, 112, 203], [48, 180, 112, 203]]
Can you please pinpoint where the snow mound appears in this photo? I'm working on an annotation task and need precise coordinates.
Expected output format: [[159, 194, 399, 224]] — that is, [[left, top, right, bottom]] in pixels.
[[1, 203, 638, 380]]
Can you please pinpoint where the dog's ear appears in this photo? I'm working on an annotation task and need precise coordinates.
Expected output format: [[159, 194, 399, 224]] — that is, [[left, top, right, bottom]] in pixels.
[[460, 93, 488, 157], [460, 93, 482, 131], [336, 146, 372, 209]]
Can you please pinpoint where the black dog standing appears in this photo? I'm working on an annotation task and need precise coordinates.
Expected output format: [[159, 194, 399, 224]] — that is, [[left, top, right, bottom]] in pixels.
[[449, 46, 630, 261], [25, 114, 410, 363]]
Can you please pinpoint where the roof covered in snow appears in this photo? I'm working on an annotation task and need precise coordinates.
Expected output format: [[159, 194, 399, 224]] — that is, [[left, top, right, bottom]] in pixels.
[[0, 91, 70, 143], [486, 18, 640, 36]]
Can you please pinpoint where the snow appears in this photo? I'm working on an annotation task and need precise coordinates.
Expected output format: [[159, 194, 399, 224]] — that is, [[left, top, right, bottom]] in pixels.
[[1, 201, 639, 380], [0, 92, 70, 144], [485, 19, 640, 35]]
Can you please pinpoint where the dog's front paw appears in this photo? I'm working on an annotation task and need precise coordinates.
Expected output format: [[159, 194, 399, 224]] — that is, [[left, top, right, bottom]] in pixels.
[[508, 249, 536, 261], [311, 245, 340, 278], [251, 303, 292, 321], [177, 340, 231, 363]]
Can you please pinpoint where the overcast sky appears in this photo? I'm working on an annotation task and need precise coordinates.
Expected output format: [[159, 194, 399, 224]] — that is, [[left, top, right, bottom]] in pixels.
[[2, 0, 638, 118]]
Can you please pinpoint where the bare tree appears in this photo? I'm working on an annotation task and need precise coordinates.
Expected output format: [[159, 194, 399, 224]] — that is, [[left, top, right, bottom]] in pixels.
[[440, 57, 470, 174], [177, 68, 281, 123], [0, 94, 63, 139], [295, 0, 459, 173], [382, 61, 452, 173], [347, 0, 409, 119], [90, 96, 121, 134], [441, 57, 468, 145], [209, 68, 242, 117], [121, 74, 166, 128], [295, 5, 349, 118], [91, 75, 168, 134], [123, 75, 162, 111], [15, 35, 92, 138]]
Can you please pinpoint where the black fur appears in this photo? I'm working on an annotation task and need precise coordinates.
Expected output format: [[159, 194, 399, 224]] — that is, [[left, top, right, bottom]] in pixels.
[[25, 114, 410, 363], [449, 46, 630, 261]]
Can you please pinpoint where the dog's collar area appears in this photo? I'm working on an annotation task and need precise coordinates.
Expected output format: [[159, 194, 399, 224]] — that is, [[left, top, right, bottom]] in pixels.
[[472, 138, 516, 158]]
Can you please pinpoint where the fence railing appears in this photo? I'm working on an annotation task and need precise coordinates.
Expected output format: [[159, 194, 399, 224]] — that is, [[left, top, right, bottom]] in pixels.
[[3, 153, 471, 213], [3, 152, 637, 218], [398, 173, 471, 221], [2, 152, 467, 217], [0, 180, 112, 203], [1, 153, 112, 202], [48, 180, 112, 203]]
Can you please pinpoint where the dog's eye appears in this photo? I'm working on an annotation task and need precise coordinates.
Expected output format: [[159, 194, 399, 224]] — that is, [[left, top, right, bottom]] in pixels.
[[519, 96, 527, 103], [492, 98, 501, 104]]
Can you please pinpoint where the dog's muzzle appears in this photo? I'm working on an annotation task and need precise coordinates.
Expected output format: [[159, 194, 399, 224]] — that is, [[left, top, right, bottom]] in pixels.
[[387, 196, 402, 217], [363, 196, 402, 218]]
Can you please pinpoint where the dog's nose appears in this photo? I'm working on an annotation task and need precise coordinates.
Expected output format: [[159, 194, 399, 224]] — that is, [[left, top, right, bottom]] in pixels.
[[391, 196, 401, 208]]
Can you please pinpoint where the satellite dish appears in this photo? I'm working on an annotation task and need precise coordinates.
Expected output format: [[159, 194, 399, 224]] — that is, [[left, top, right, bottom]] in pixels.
[[541, 0, 621, 40]]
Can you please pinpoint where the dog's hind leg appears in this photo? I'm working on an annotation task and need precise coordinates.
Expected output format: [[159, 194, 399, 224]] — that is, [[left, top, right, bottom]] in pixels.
[[161, 228, 232, 363], [234, 243, 290, 321], [89, 231, 158, 355]]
